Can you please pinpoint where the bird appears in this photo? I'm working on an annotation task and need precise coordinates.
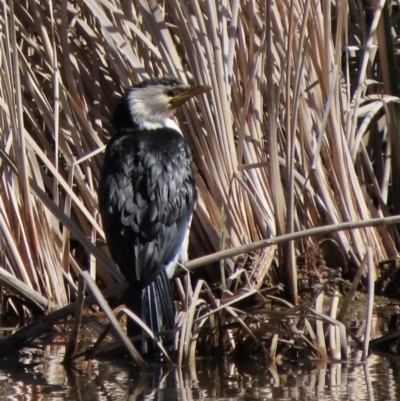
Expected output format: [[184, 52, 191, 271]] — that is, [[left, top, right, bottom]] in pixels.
[[98, 77, 212, 353]]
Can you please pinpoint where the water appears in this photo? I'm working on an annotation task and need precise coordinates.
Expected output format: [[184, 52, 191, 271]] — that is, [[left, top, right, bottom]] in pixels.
[[0, 306, 399, 400], [0, 344, 399, 400]]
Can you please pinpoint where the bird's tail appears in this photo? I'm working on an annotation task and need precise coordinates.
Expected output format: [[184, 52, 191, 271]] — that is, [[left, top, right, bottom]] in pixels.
[[125, 269, 175, 354]]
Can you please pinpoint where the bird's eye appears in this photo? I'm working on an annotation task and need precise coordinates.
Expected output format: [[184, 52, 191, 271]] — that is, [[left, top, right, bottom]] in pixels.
[[167, 89, 177, 97]]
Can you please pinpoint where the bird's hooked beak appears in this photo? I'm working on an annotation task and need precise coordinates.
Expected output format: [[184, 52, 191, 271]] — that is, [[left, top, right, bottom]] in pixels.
[[168, 84, 212, 109]]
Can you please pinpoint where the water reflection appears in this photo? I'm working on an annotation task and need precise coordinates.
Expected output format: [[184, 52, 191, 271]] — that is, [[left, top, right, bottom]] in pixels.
[[0, 344, 400, 400]]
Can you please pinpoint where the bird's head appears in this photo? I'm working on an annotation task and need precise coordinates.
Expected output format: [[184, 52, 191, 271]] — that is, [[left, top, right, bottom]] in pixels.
[[113, 77, 212, 131]]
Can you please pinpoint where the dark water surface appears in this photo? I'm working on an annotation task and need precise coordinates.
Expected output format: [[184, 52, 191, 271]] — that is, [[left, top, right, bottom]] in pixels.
[[1, 307, 400, 400], [0, 345, 399, 400]]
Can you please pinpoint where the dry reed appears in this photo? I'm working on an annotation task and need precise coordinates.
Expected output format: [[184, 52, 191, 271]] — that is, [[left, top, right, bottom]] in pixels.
[[0, 0, 399, 364]]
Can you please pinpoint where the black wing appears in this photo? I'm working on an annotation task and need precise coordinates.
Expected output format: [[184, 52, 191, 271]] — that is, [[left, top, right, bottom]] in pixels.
[[99, 128, 196, 288]]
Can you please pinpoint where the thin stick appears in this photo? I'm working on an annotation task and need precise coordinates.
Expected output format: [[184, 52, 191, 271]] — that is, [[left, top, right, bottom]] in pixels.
[[0, 283, 128, 356], [63, 275, 86, 363], [84, 306, 125, 361], [0, 266, 56, 311], [80, 272, 148, 372], [337, 253, 367, 322], [315, 293, 328, 359], [363, 248, 375, 360], [186, 215, 400, 270], [122, 307, 174, 366], [307, 308, 347, 360], [329, 291, 340, 360]]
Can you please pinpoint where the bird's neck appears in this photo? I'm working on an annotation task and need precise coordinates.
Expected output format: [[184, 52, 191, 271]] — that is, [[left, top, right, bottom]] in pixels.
[[136, 117, 183, 134]]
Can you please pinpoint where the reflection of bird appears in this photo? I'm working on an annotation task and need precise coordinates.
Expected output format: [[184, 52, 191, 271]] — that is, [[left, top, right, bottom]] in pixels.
[[99, 77, 212, 352]]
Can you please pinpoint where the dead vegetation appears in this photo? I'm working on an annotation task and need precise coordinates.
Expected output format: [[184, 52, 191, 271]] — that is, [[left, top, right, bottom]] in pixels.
[[1, 0, 400, 370]]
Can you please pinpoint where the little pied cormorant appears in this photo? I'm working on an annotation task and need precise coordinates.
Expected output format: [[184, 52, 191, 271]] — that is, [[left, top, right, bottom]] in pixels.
[[98, 77, 212, 351]]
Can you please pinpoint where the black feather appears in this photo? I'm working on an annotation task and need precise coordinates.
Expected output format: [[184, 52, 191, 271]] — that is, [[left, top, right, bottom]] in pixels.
[[99, 125, 196, 352], [124, 268, 175, 354]]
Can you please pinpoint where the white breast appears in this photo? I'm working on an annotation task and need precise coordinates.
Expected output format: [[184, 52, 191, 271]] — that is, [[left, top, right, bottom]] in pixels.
[[164, 216, 192, 278]]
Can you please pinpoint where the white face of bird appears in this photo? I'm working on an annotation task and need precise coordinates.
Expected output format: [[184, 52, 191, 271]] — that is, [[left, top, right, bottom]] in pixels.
[[126, 82, 212, 130]]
